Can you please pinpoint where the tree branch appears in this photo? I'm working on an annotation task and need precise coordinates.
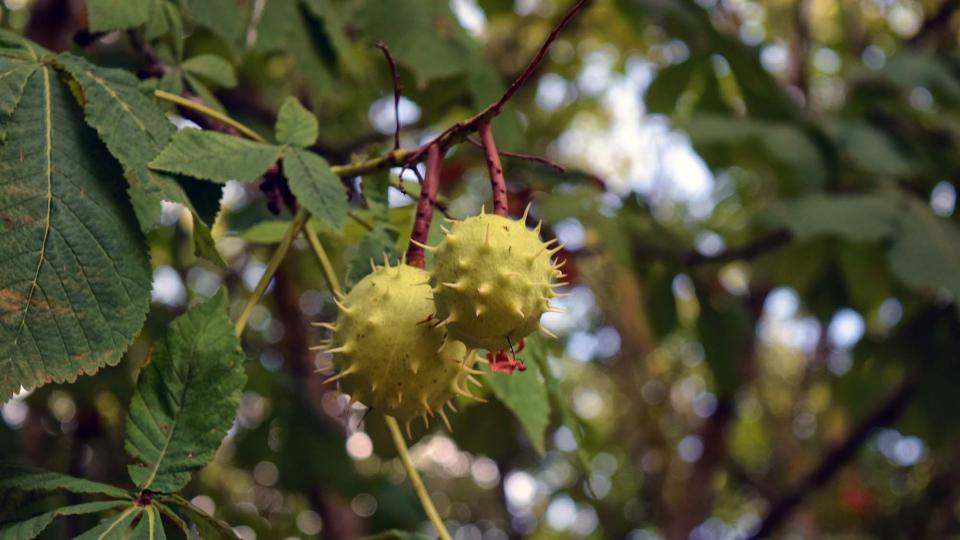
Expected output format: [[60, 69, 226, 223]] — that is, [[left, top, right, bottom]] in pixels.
[[466, 136, 565, 172], [375, 40, 403, 151], [634, 228, 793, 267], [405, 144, 441, 269], [747, 376, 917, 539], [479, 121, 508, 216]]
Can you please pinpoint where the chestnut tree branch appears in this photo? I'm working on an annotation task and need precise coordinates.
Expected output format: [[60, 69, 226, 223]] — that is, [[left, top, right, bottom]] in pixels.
[[375, 40, 403, 151], [466, 136, 565, 172], [479, 121, 509, 216], [405, 144, 441, 269]]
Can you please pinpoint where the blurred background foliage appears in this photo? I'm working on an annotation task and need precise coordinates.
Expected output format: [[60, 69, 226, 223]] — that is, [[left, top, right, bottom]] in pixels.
[[2, 0, 960, 538]]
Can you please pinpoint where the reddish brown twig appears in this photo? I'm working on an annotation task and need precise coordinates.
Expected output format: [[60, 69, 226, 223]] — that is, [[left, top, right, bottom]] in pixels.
[[479, 121, 508, 217], [375, 40, 403, 151], [398, 0, 591, 170], [466, 136, 565, 172], [406, 144, 441, 269]]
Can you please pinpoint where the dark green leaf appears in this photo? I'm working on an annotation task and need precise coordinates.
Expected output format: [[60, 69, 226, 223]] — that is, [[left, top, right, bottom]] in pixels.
[[181, 55, 236, 88], [129, 506, 167, 540], [282, 148, 346, 230], [484, 358, 551, 455], [87, 0, 154, 32], [0, 463, 130, 498], [125, 290, 245, 493], [73, 506, 141, 540], [887, 198, 960, 311], [696, 283, 750, 397], [0, 58, 36, 115], [56, 53, 223, 265], [150, 129, 280, 183], [645, 60, 697, 114], [182, 72, 226, 113], [357, 0, 474, 87], [773, 192, 901, 242], [187, 0, 249, 50], [0, 501, 130, 540], [526, 335, 591, 470], [0, 67, 151, 401], [275, 97, 318, 147]]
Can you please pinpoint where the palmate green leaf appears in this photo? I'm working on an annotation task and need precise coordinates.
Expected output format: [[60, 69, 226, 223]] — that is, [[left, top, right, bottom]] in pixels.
[[187, 0, 250, 53], [0, 58, 37, 115], [125, 290, 245, 493], [526, 335, 591, 471], [150, 129, 280, 183], [483, 355, 551, 455], [695, 282, 750, 397], [0, 463, 130, 498], [160, 494, 238, 540], [182, 72, 227, 114], [0, 500, 130, 540], [275, 97, 318, 147], [0, 67, 152, 402], [181, 54, 237, 88], [887, 198, 960, 314], [357, 0, 475, 88], [55, 53, 224, 266], [771, 192, 902, 242], [73, 505, 140, 540], [129, 506, 167, 540], [86, 0, 155, 32], [282, 148, 346, 230]]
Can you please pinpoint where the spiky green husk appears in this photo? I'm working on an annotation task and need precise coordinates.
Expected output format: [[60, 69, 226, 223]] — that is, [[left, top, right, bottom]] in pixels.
[[431, 213, 563, 351], [323, 264, 477, 420]]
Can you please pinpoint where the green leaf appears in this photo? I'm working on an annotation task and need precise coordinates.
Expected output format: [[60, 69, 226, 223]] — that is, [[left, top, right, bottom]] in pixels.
[[0, 58, 37, 115], [0, 463, 130, 498], [645, 60, 697, 114], [346, 226, 399, 288], [282, 149, 346, 230], [0, 501, 130, 540], [695, 283, 750, 397], [357, 0, 474, 87], [187, 0, 249, 50], [74, 506, 140, 540], [129, 506, 167, 540], [275, 97, 318, 147], [56, 53, 223, 266], [773, 192, 901, 242], [526, 335, 591, 471], [832, 121, 914, 177], [483, 357, 551, 455], [150, 129, 280, 183], [87, 0, 154, 32], [125, 290, 245, 493], [181, 54, 237, 88], [160, 494, 238, 540], [182, 72, 226, 114], [0, 30, 49, 61], [887, 199, 960, 312], [0, 67, 152, 401]]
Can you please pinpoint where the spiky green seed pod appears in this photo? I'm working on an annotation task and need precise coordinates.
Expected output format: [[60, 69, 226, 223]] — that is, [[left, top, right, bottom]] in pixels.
[[320, 263, 478, 421], [431, 212, 564, 351]]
